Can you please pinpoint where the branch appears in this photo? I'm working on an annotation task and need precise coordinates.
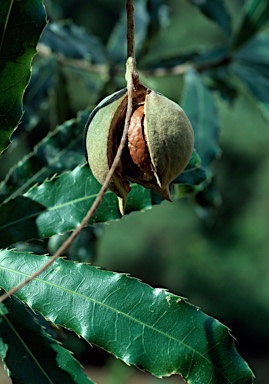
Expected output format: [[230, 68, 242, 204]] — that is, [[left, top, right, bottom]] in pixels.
[[0, 0, 136, 304], [126, 0, 135, 59]]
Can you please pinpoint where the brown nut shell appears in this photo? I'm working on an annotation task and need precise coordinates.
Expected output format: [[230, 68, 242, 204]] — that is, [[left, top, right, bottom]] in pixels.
[[127, 105, 153, 181], [124, 90, 194, 201], [85, 84, 194, 214]]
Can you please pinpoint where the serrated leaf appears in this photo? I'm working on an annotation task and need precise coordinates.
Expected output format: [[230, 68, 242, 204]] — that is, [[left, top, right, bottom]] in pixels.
[[0, 155, 210, 248], [189, 0, 231, 35], [0, 110, 88, 204], [232, 62, 269, 117], [233, 0, 269, 49], [0, 0, 46, 154], [0, 165, 153, 247], [181, 66, 221, 167], [0, 290, 94, 384], [0, 250, 254, 383]]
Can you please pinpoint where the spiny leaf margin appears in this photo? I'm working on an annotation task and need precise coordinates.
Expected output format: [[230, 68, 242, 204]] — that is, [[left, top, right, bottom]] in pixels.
[[0, 110, 88, 205], [0, 150, 210, 248]]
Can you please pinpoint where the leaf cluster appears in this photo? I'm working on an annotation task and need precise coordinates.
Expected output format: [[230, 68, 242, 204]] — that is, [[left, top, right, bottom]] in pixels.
[[1, 0, 268, 382]]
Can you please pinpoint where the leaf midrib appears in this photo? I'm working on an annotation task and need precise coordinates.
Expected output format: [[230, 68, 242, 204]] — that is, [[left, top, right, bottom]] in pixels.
[[1, 131, 84, 205], [0, 309, 54, 383], [0, 263, 231, 382], [0, 190, 100, 231], [0, 0, 15, 53], [0, 179, 141, 232]]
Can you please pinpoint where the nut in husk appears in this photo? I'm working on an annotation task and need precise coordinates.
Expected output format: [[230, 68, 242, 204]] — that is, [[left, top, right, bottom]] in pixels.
[[85, 83, 194, 214]]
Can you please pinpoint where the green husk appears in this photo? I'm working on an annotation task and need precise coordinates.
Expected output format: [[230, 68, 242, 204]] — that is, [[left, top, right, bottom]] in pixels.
[[85, 86, 194, 214]]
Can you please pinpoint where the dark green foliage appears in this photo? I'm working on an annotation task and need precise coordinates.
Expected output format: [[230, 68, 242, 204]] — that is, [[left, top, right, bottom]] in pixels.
[[1, 0, 269, 382], [0, 111, 88, 203], [0, 250, 253, 384], [0, 292, 93, 383], [0, 0, 46, 153], [232, 0, 269, 49], [189, 0, 231, 35]]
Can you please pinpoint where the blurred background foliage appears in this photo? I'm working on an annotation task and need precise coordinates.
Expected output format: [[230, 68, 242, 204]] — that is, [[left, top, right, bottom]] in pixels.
[[1, 0, 269, 382]]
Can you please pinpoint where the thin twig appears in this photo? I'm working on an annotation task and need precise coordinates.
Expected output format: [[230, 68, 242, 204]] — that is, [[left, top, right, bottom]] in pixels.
[[126, 0, 135, 59], [0, 0, 136, 303]]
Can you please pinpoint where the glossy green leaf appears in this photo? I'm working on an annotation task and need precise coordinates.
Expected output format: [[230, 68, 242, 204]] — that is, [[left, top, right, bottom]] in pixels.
[[232, 62, 269, 117], [0, 111, 88, 204], [0, 153, 210, 247], [233, 0, 269, 49], [0, 250, 254, 383], [189, 0, 231, 35], [0, 0, 46, 154], [181, 66, 221, 167], [0, 165, 152, 247], [0, 291, 94, 384]]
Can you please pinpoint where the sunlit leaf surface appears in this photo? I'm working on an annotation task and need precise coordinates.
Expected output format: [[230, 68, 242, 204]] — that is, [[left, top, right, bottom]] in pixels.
[[0, 250, 254, 384]]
